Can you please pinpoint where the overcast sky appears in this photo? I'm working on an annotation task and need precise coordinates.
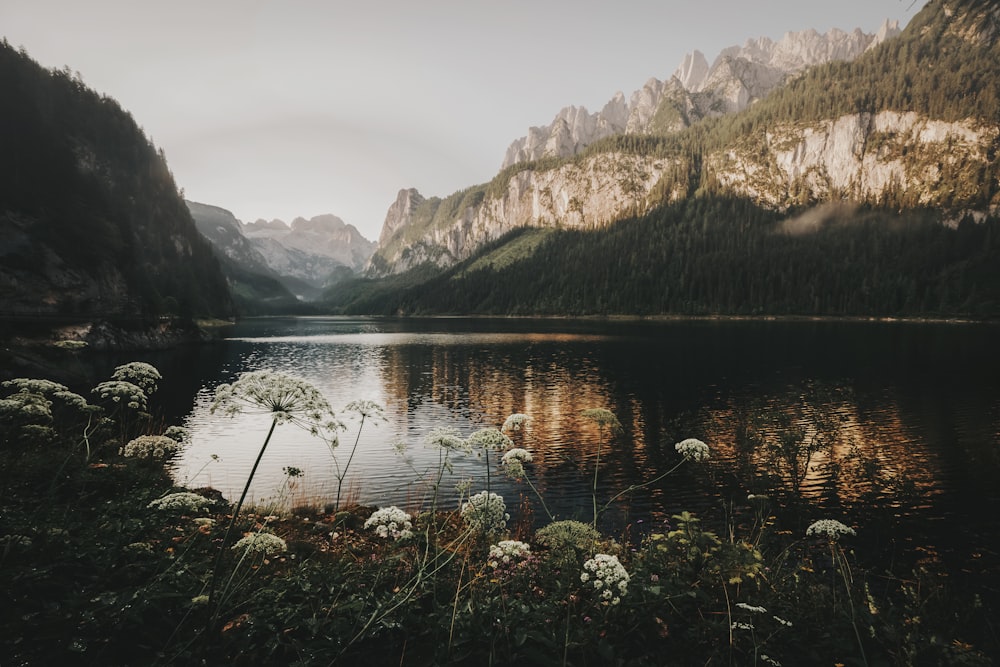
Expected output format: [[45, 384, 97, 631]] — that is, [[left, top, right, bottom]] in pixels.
[[2, 1, 926, 241]]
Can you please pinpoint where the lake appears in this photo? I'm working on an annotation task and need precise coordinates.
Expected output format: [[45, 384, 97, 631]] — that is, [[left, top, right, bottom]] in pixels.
[[135, 316, 999, 585]]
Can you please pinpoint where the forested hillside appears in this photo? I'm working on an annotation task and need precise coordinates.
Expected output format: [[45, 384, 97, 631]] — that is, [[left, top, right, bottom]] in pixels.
[[330, 0, 1000, 318], [328, 199, 1000, 317], [0, 41, 232, 328]]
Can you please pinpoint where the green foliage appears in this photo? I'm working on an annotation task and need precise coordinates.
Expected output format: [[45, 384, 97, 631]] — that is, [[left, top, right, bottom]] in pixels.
[[336, 197, 1000, 318]]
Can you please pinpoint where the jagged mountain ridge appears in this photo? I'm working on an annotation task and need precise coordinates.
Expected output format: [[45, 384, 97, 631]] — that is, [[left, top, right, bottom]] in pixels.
[[501, 21, 901, 169], [366, 1, 998, 278], [187, 202, 375, 300]]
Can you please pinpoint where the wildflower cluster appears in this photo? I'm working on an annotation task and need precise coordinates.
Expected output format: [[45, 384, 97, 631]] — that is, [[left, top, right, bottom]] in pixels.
[[500, 448, 533, 478], [120, 435, 182, 460], [467, 427, 513, 452], [806, 519, 856, 541], [675, 438, 711, 462], [423, 426, 471, 453], [581, 553, 630, 605], [92, 380, 148, 411], [364, 506, 413, 540], [210, 370, 343, 441], [501, 413, 531, 433], [147, 492, 212, 514], [487, 540, 532, 569], [461, 491, 509, 533], [110, 362, 162, 397], [231, 531, 288, 558]]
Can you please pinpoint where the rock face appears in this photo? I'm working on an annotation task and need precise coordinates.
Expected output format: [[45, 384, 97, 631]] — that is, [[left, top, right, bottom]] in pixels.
[[188, 202, 376, 296], [501, 22, 901, 169], [708, 111, 1000, 212], [371, 153, 682, 275]]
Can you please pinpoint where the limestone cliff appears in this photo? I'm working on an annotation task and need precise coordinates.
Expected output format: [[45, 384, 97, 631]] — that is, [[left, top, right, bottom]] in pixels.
[[707, 111, 1000, 215], [370, 153, 681, 276], [501, 22, 901, 169]]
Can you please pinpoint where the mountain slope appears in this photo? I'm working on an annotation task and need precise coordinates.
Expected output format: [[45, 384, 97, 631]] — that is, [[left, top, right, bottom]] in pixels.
[[338, 0, 1000, 318], [366, 0, 999, 279], [0, 41, 233, 333]]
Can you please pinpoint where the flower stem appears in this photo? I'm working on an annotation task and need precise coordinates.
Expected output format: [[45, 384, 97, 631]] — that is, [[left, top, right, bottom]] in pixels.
[[205, 417, 277, 634]]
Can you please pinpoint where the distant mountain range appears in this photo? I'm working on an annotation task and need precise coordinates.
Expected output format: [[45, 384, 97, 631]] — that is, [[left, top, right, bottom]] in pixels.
[[186, 201, 374, 303]]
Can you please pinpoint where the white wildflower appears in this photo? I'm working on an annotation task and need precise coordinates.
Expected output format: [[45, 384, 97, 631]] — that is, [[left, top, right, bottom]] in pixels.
[[231, 531, 287, 557], [467, 428, 513, 452], [761, 654, 782, 666], [581, 553, 630, 606], [773, 615, 793, 627], [210, 370, 343, 443], [500, 448, 533, 478], [731, 621, 755, 631], [364, 506, 413, 540], [111, 362, 162, 397], [736, 602, 767, 614], [147, 492, 211, 514], [487, 540, 531, 569], [344, 399, 386, 421], [461, 491, 509, 533], [423, 426, 471, 453], [500, 413, 532, 434], [121, 435, 182, 460], [675, 438, 710, 462], [806, 519, 856, 541], [92, 380, 148, 411]]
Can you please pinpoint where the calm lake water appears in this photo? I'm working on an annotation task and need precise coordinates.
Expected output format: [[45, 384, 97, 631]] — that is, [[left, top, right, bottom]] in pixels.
[[128, 317, 998, 584]]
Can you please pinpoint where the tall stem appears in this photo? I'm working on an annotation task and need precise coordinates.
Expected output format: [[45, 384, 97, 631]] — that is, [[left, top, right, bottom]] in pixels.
[[205, 418, 277, 631], [592, 425, 604, 531], [335, 415, 365, 511]]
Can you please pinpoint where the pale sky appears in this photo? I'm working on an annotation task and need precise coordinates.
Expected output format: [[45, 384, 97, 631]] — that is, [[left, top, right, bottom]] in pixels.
[[2, 1, 926, 241]]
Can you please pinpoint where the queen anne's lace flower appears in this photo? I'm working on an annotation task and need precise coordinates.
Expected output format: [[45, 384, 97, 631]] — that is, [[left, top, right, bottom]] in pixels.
[[231, 531, 287, 557], [501, 413, 532, 434], [467, 428, 513, 452], [147, 492, 211, 514], [500, 448, 533, 478], [581, 553, 630, 605], [736, 602, 767, 614], [675, 438, 710, 462], [461, 491, 509, 533], [806, 519, 856, 541], [423, 426, 471, 453], [210, 370, 343, 442], [364, 506, 413, 540], [111, 362, 162, 397], [92, 380, 148, 411], [163, 425, 190, 443], [488, 540, 531, 569], [344, 400, 386, 421], [121, 435, 182, 460]]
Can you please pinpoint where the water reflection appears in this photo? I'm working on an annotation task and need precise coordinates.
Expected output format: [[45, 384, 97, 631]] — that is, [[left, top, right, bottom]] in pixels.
[[168, 317, 1000, 571]]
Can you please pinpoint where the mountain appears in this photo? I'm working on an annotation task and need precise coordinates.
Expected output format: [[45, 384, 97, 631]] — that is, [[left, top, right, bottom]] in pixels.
[[500, 22, 901, 169], [187, 202, 374, 301], [365, 2, 997, 281], [341, 0, 1000, 318], [0, 41, 233, 344]]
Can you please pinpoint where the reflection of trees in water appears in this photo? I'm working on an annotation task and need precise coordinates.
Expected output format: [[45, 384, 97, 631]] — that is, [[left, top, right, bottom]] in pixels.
[[702, 382, 942, 522]]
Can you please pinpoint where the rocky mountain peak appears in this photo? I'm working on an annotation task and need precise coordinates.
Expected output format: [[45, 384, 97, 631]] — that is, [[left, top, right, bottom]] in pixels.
[[500, 21, 902, 170], [672, 50, 710, 90], [379, 188, 426, 247]]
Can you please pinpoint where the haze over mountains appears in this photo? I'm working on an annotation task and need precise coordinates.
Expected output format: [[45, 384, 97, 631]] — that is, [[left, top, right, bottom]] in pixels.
[[1, 0, 999, 339]]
